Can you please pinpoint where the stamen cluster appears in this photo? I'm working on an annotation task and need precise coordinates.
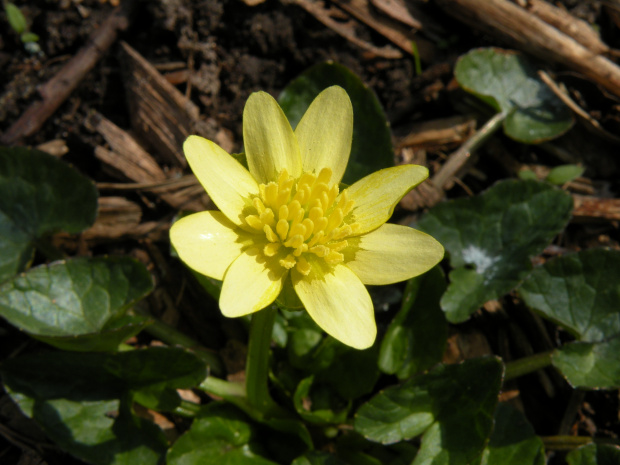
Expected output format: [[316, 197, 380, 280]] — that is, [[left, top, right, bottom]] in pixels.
[[243, 167, 359, 276]]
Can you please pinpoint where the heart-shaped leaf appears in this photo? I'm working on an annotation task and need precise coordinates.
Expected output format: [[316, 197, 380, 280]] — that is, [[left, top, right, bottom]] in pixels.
[[0, 257, 153, 351], [0, 147, 97, 282], [455, 48, 573, 143], [519, 249, 620, 388], [418, 180, 572, 323], [379, 267, 448, 379], [355, 357, 503, 465], [167, 402, 279, 465], [279, 62, 393, 185]]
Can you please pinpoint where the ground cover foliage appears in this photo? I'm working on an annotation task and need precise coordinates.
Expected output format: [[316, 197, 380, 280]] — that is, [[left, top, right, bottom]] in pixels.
[[1, 1, 620, 464]]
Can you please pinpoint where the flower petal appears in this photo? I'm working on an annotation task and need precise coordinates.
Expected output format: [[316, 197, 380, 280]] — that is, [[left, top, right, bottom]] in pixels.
[[219, 248, 286, 318], [292, 261, 376, 349], [295, 86, 353, 184], [345, 164, 428, 235], [243, 91, 302, 184], [184, 135, 259, 225], [170, 211, 249, 280], [345, 223, 444, 285]]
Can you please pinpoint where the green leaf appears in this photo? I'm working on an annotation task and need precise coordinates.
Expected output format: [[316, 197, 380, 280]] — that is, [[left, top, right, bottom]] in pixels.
[[519, 249, 620, 341], [518, 249, 620, 389], [552, 337, 620, 389], [566, 444, 620, 465], [546, 164, 584, 185], [418, 180, 572, 323], [0, 147, 97, 282], [8, 395, 166, 465], [4, 2, 27, 34], [0, 257, 153, 351], [279, 62, 393, 185], [455, 48, 573, 143], [1, 347, 206, 465], [479, 403, 545, 465], [355, 357, 503, 465], [1, 347, 207, 399], [167, 403, 279, 465], [379, 267, 448, 379]]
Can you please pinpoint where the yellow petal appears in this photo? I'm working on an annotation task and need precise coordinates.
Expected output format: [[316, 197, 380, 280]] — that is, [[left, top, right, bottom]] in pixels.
[[243, 91, 302, 184], [184, 136, 259, 225], [219, 248, 286, 318], [345, 223, 444, 285], [295, 86, 353, 185], [345, 165, 428, 235], [170, 211, 248, 280], [292, 261, 376, 349]]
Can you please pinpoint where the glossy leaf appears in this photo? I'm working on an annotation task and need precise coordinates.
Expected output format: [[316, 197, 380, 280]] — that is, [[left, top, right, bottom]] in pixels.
[[566, 444, 620, 465], [418, 180, 572, 323], [2, 348, 206, 465], [0, 147, 97, 282], [479, 403, 545, 465], [519, 249, 620, 388], [355, 357, 503, 465], [0, 257, 153, 351], [167, 403, 278, 465], [455, 48, 573, 143], [7, 394, 166, 465], [279, 62, 393, 185], [379, 267, 448, 379]]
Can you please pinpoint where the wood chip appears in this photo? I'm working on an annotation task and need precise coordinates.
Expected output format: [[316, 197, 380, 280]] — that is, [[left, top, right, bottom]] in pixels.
[[119, 41, 216, 166], [331, 0, 435, 59]]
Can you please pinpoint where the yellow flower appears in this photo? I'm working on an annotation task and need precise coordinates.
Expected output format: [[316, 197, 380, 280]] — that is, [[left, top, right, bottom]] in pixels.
[[170, 86, 443, 349]]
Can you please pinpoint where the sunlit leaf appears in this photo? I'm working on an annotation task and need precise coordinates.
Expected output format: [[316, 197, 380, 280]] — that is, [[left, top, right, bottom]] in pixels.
[[355, 357, 503, 465], [279, 62, 393, 185], [0, 147, 97, 282], [455, 48, 573, 143], [0, 257, 153, 351], [418, 180, 572, 323], [552, 337, 620, 389], [379, 267, 447, 379]]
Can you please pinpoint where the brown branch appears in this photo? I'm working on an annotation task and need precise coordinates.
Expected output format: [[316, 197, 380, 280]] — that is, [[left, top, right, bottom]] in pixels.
[[0, 3, 135, 145]]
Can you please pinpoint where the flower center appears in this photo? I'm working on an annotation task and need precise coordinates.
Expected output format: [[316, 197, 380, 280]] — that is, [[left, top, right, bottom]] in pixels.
[[243, 167, 360, 276]]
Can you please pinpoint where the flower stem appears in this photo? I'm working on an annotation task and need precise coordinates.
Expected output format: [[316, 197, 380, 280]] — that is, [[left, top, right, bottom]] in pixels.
[[245, 305, 281, 415], [504, 350, 554, 381]]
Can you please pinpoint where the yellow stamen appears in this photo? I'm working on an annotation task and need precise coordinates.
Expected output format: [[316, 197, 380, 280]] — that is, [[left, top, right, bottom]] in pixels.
[[244, 169, 360, 273]]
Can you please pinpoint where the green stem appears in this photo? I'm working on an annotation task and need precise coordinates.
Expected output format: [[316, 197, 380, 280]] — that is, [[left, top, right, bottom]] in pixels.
[[134, 308, 224, 376], [245, 306, 278, 413], [504, 350, 554, 381]]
